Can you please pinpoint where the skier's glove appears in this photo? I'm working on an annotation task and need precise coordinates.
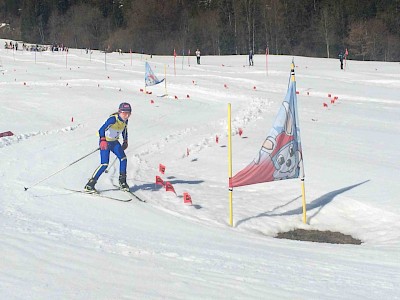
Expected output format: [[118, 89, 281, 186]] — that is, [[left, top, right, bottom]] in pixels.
[[99, 137, 108, 150], [122, 140, 128, 150]]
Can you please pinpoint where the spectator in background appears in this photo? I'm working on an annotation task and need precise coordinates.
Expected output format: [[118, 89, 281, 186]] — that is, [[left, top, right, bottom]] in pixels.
[[196, 49, 201, 65], [249, 49, 254, 66], [338, 51, 344, 70]]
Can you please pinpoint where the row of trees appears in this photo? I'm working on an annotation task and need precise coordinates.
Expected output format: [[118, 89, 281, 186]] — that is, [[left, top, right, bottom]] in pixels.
[[1, 0, 399, 61]]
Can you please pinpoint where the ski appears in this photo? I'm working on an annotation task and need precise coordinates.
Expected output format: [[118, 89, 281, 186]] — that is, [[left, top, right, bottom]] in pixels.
[[64, 188, 132, 202], [122, 189, 146, 203], [111, 184, 147, 203]]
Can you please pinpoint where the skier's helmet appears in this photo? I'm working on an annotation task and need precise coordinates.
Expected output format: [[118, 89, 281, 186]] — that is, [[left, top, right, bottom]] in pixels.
[[118, 102, 132, 113]]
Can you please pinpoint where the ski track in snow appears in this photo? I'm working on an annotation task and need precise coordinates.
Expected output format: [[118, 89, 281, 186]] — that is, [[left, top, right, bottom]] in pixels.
[[120, 95, 274, 190], [0, 124, 83, 148], [136, 95, 271, 158]]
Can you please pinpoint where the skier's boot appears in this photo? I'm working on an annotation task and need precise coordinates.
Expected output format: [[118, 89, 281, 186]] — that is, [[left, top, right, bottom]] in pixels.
[[84, 178, 97, 193], [119, 173, 129, 191]]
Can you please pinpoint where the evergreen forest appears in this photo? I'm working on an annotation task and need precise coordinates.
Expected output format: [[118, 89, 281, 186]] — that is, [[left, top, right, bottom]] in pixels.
[[1, 0, 399, 61]]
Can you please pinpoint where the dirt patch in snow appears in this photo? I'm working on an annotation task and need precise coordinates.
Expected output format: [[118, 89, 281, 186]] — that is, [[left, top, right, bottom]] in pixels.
[[276, 229, 362, 245]]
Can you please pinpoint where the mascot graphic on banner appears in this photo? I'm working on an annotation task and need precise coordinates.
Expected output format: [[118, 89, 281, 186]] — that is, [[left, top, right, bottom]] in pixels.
[[229, 76, 303, 188], [254, 101, 302, 182]]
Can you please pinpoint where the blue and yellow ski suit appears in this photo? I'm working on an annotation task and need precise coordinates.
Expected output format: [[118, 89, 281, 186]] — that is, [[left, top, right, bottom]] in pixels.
[[91, 113, 128, 180]]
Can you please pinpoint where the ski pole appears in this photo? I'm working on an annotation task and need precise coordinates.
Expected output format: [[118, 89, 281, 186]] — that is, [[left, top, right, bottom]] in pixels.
[[24, 147, 100, 191], [105, 157, 117, 173]]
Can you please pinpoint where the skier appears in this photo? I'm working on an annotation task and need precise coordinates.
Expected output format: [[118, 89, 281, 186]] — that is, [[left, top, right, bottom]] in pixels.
[[84, 102, 132, 193]]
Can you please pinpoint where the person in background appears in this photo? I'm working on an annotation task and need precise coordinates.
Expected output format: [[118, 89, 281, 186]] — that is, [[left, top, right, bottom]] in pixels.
[[85, 102, 132, 193], [249, 49, 254, 66], [338, 51, 344, 70], [196, 48, 201, 65]]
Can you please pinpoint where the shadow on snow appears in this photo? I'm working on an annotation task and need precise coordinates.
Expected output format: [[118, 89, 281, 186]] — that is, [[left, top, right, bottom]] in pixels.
[[236, 180, 370, 227]]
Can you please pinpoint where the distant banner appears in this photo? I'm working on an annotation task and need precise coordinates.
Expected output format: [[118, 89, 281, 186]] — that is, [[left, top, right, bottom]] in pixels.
[[145, 62, 164, 87], [230, 68, 304, 188]]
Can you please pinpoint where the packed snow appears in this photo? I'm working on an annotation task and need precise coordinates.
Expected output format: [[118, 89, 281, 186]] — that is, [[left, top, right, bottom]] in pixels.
[[1, 40, 399, 299]]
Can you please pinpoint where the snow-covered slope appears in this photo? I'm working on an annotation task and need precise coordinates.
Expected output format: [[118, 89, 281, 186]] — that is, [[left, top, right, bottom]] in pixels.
[[1, 40, 399, 299]]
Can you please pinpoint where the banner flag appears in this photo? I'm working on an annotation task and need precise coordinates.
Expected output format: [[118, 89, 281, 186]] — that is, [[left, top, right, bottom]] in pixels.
[[230, 65, 304, 188], [145, 62, 165, 87], [0, 131, 14, 138]]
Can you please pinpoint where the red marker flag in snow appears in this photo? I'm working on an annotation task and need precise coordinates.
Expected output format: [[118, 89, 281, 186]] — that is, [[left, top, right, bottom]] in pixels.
[[156, 176, 164, 186], [183, 192, 192, 204], [159, 164, 166, 174], [216, 135, 219, 143], [230, 65, 304, 188], [238, 128, 243, 137], [165, 182, 176, 194]]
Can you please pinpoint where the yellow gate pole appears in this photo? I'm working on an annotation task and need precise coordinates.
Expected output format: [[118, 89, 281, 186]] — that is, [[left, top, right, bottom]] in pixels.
[[301, 178, 307, 224], [291, 61, 307, 224], [228, 103, 233, 227]]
